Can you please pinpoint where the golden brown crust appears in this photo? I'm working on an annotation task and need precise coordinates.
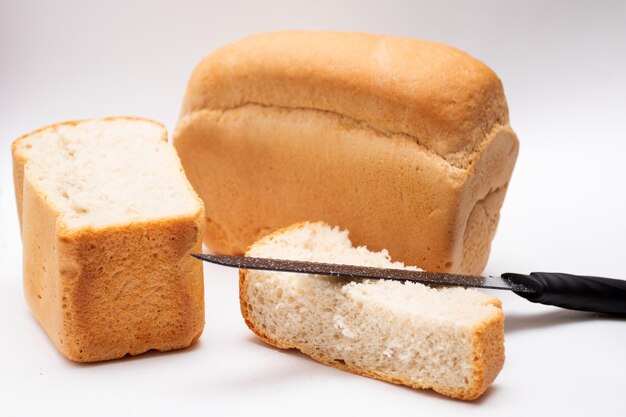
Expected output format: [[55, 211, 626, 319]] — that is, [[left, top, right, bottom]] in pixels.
[[12, 117, 205, 362], [468, 307, 505, 399], [174, 31, 519, 275], [176, 107, 517, 275], [180, 31, 508, 165], [238, 223, 504, 400]]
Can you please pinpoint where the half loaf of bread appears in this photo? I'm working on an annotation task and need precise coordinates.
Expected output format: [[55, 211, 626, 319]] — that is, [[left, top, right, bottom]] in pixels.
[[174, 30, 519, 275], [12, 117, 205, 362], [239, 222, 504, 400]]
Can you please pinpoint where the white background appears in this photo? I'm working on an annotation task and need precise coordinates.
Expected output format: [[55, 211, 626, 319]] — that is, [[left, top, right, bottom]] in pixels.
[[1, 0, 625, 415]]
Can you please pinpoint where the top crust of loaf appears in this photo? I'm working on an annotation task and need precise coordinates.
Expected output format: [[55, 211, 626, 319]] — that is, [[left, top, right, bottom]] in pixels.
[[179, 31, 509, 168]]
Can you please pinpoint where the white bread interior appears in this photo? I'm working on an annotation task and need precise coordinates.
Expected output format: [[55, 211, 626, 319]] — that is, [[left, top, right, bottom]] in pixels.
[[239, 222, 505, 400], [12, 117, 205, 362]]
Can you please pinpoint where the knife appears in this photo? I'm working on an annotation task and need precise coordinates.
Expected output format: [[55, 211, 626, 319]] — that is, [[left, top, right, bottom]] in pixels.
[[192, 253, 626, 315]]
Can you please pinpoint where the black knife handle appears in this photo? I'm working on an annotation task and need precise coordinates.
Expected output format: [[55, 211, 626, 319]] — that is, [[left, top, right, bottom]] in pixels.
[[502, 272, 626, 315]]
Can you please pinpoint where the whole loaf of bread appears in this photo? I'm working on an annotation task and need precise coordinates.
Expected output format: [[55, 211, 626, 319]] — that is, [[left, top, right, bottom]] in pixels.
[[174, 31, 519, 274]]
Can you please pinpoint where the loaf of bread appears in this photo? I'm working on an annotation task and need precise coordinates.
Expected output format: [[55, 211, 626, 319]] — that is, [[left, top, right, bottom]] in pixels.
[[12, 117, 205, 362], [239, 222, 504, 400], [173, 31, 519, 275]]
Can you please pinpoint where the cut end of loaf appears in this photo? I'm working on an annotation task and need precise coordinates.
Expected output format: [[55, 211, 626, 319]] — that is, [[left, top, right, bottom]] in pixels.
[[12, 117, 205, 362], [239, 222, 504, 400], [13, 117, 202, 233]]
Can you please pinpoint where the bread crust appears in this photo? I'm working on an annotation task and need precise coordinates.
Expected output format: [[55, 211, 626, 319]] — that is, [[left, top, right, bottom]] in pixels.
[[12, 117, 205, 362], [179, 31, 508, 165], [239, 223, 505, 400], [174, 31, 518, 275]]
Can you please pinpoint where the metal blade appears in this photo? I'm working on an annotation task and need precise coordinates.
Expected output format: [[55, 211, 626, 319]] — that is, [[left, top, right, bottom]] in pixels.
[[191, 253, 534, 293]]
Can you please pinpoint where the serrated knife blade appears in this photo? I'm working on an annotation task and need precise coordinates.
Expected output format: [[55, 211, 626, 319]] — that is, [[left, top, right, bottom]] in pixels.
[[191, 253, 626, 315], [191, 253, 534, 292]]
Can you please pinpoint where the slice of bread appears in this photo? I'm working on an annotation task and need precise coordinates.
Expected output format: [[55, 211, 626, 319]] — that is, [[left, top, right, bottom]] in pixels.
[[12, 117, 205, 362], [239, 222, 504, 400]]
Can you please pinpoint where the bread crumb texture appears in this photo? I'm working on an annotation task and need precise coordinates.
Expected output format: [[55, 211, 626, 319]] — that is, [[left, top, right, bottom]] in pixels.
[[12, 117, 205, 362], [240, 222, 504, 400]]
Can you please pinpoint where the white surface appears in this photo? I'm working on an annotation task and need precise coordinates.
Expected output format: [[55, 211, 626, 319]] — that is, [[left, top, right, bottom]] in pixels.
[[1, 1, 625, 415]]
